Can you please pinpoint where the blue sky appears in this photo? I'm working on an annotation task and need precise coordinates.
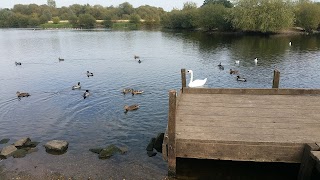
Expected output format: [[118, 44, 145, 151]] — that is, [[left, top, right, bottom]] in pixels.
[[0, 0, 205, 11]]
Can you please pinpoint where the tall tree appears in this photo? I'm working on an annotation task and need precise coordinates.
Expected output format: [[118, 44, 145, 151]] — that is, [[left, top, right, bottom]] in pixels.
[[47, 0, 56, 8], [295, 1, 320, 32], [202, 0, 233, 8]]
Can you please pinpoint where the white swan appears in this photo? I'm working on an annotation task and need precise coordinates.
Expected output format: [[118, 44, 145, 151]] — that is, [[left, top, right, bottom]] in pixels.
[[187, 70, 207, 87], [235, 60, 240, 64]]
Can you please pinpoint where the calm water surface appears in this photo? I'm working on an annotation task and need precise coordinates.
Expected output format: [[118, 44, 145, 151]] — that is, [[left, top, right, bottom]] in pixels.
[[1, 29, 320, 179]]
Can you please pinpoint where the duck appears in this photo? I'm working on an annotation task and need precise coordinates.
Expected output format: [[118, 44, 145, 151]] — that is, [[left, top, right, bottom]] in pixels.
[[83, 90, 90, 99], [15, 62, 22, 66], [187, 70, 207, 87], [235, 60, 240, 64], [230, 69, 239, 75], [124, 104, 140, 113], [254, 57, 258, 64], [122, 88, 133, 94], [218, 62, 224, 70], [134, 55, 140, 59], [58, 57, 64, 61], [138, 59, 141, 63], [86, 71, 94, 77], [72, 82, 81, 90], [16, 91, 30, 98], [236, 75, 247, 82], [132, 90, 144, 95]]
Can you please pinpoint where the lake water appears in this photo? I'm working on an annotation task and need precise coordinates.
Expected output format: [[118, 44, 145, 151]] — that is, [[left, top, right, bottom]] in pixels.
[[1, 29, 320, 179]]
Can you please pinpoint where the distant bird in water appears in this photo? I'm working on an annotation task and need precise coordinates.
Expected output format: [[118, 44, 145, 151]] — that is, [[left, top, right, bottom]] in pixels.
[[218, 62, 224, 70], [124, 104, 140, 113], [58, 57, 64, 61], [235, 60, 240, 64], [86, 71, 94, 77], [72, 82, 81, 90], [138, 59, 141, 63], [134, 55, 140, 59], [15, 62, 22, 66], [289, 41, 292, 46], [230, 69, 239, 75], [123, 88, 133, 94], [187, 70, 207, 87], [237, 75, 247, 82], [132, 90, 144, 95], [83, 90, 90, 99], [16, 91, 30, 99], [254, 57, 258, 64]]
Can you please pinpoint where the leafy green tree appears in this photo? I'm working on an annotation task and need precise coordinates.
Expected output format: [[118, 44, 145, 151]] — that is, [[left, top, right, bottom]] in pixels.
[[103, 15, 113, 28], [129, 14, 141, 24], [197, 4, 232, 31], [47, 0, 56, 8], [202, 0, 233, 8], [28, 17, 40, 27], [118, 2, 134, 18], [183, 2, 198, 10], [52, 16, 60, 24], [295, 1, 320, 32], [78, 14, 96, 28], [231, 0, 294, 33], [0, 9, 13, 27]]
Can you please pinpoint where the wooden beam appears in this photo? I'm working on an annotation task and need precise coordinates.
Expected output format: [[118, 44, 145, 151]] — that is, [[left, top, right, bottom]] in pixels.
[[310, 151, 320, 172], [272, 70, 280, 88], [298, 143, 320, 180], [181, 69, 186, 91], [162, 127, 169, 161], [183, 88, 320, 95], [168, 90, 177, 176]]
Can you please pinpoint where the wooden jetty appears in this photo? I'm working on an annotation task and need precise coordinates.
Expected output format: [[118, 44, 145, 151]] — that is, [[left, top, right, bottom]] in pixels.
[[162, 69, 320, 179]]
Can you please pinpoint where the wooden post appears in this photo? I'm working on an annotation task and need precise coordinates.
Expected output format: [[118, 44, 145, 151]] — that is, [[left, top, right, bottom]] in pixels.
[[272, 70, 280, 88], [298, 143, 320, 180], [168, 90, 177, 176], [181, 69, 186, 90]]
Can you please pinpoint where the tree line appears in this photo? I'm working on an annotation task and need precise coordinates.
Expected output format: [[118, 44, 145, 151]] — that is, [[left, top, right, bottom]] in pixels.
[[1, 0, 320, 33]]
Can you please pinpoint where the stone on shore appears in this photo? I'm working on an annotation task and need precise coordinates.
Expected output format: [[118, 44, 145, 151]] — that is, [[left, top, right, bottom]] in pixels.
[[44, 140, 69, 155], [0, 145, 17, 159], [0, 138, 10, 144], [14, 137, 31, 148]]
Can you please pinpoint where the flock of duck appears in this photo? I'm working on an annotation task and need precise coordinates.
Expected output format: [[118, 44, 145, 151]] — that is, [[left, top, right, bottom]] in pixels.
[[14, 56, 144, 113]]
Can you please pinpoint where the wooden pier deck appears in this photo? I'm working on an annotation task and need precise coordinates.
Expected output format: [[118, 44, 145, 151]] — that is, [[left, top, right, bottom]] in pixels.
[[162, 69, 320, 179]]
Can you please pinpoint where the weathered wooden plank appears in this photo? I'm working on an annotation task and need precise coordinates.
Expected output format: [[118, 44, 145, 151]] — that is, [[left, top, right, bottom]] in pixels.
[[298, 143, 320, 180], [181, 69, 186, 89], [168, 90, 177, 176], [183, 88, 320, 95], [176, 140, 304, 163], [162, 127, 169, 161]]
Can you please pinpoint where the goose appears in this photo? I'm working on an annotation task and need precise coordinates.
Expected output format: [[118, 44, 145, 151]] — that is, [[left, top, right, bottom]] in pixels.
[[237, 75, 247, 82], [16, 91, 30, 98], [230, 69, 239, 75], [72, 82, 81, 90], [15, 62, 22, 66], [254, 57, 258, 64], [86, 71, 94, 77], [132, 90, 144, 95], [218, 62, 224, 70], [83, 90, 90, 99], [134, 55, 140, 59], [58, 57, 64, 61], [124, 104, 140, 113], [123, 88, 133, 94], [235, 60, 240, 64], [187, 70, 207, 87]]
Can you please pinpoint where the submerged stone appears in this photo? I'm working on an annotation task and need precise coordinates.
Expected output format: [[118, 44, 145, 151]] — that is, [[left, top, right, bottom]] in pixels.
[[0, 138, 10, 144], [27, 147, 39, 154], [14, 137, 31, 148], [12, 149, 27, 158], [89, 148, 103, 154], [147, 151, 157, 157], [98, 145, 122, 159], [154, 133, 164, 153], [24, 141, 40, 148], [146, 138, 155, 151]]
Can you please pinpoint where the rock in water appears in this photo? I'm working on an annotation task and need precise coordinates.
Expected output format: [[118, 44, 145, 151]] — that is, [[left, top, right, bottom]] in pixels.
[[12, 149, 27, 158], [154, 133, 164, 153], [14, 137, 31, 148], [89, 148, 103, 154], [44, 140, 69, 155], [0, 145, 17, 158], [146, 138, 156, 151], [98, 145, 122, 159], [147, 151, 157, 157], [0, 138, 10, 144]]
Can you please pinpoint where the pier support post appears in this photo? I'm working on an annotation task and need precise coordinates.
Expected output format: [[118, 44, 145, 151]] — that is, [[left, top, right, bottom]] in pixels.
[[181, 69, 186, 91], [272, 70, 280, 88], [298, 143, 320, 180], [168, 90, 177, 176]]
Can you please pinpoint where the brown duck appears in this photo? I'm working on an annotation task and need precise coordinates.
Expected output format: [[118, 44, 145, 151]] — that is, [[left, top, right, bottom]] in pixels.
[[16, 91, 30, 98], [230, 69, 239, 75], [124, 104, 140, 113], [132, 90, 144, 95]]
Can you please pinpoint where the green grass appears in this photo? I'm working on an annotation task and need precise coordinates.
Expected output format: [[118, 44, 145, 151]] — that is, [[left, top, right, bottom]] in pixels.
[[112, 22, 138, 30], [40, 23, 73, 29]]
